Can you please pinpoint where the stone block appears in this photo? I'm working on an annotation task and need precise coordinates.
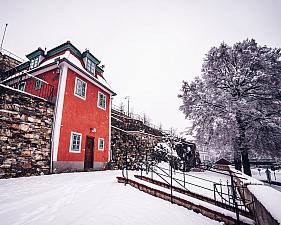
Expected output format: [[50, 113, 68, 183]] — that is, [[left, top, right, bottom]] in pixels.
[[10, 123, 19, 130], [0, 136, 8, 141], [27, 117, 35, 122], [0, 164, 11, 169], [21, 150, 31, 157], [22, 161, 32, 169], [19, 123, 30, 132], [24, 134, 34, 139]]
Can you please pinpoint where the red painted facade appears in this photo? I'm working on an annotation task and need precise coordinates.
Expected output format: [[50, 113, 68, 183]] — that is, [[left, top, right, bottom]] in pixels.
[[58, 68, 110, 163], [22, 69, 60, 99]]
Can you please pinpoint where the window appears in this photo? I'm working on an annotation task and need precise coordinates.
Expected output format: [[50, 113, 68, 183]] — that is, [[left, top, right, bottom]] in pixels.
[[98, 138, 104, 151], [35, 80, 43, 90], [74, 77, 87, 100], [30, 56, 39, 69], [18, 82, 26, 91], [86, 58, 95, 74], [98, 92, 106, 110], [70, 132, 82, 152]]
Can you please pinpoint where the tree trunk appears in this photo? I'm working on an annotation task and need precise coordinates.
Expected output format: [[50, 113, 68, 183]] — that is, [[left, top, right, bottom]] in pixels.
[[242, 150, 251, 176], [236, 113, 252, 176], [233, 137, 242, 170]]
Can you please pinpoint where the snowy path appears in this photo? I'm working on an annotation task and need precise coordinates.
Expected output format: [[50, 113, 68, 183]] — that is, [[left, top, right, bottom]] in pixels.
[[251, 168, 281, 192], [0, 171, 221, 225]]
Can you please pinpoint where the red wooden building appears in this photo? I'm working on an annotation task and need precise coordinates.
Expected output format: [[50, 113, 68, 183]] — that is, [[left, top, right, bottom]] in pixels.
[[3, 41, 116, 172]]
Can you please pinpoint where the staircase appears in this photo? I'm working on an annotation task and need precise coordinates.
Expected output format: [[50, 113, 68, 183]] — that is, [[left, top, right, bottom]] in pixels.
[[117, 165, 255, 225]]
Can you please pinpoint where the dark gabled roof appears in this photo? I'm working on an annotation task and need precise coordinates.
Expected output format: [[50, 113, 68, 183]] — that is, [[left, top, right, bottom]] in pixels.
[[46, 41, 82, 59], [96, 65, 104, 73], [82, 50, 100, 65], [215, 158, 231, 165], [26, 48, 45, 60]]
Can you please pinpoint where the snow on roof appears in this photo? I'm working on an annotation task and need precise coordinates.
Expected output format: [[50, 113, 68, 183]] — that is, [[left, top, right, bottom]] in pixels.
[[247, 184, 281, 223], [39, 50, 114, 93]]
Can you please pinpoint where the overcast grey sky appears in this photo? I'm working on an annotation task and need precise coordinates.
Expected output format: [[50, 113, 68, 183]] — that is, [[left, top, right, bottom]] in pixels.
[[1, 0, 281, 133]]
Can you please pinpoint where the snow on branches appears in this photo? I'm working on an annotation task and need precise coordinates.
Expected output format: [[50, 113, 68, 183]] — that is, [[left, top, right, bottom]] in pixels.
[[179, 39, 281, 176]]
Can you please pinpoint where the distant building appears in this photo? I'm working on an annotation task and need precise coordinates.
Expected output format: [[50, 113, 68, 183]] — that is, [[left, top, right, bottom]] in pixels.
[[198, 145, 212, 162], [2, 41, 116, 172]]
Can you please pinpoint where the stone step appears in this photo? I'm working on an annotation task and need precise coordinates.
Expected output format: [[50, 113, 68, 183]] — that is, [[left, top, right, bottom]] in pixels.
[[134, 175, 251, 218], [117, 176, 254, 225]]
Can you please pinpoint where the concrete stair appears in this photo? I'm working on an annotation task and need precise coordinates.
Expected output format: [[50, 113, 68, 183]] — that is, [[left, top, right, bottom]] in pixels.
[[117, 176, 254, 225], [134, 174, 251, 218]]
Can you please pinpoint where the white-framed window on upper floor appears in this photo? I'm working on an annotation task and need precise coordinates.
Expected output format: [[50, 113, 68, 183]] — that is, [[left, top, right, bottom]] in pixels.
[[34, 79, 43, 90], [74, 77, 87, 100], [86, 58, 95, 75], [98, 138, 104, 151], [30, 56, 40, 70], [98, 91, 106, 110], [69, 132, 82, 153], [18, 82, 26, 92]]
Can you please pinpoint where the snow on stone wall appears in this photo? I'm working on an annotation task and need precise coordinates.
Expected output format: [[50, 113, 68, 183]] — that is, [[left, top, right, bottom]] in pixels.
[[0, 85, 54, 178]]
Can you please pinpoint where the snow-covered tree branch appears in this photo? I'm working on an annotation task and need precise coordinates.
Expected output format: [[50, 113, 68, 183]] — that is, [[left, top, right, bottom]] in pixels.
[[179, 39, 281, 176]]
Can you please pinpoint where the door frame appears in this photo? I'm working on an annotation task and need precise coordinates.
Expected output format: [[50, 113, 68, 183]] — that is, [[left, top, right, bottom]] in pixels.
[[84, 136, 95, 170]]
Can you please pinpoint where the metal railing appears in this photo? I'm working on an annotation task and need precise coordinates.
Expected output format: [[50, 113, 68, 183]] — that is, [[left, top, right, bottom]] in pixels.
[[112, 104, 166, 133], [2, 72, 55, 102], [0, 48, 25, 63], [122, 160, 254, 225]]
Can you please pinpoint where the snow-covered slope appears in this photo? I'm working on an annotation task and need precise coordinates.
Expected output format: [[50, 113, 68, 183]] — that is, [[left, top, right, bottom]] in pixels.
[[0, 171, 221, 225]]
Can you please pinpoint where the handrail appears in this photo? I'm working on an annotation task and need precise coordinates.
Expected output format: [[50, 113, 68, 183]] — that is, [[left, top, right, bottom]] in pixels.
[[152, 165, 190, 191], [157, 165, 219, 184], [122, 159, 254, 225], [0, 48, 25, 62], [2, 71, 55, 102]]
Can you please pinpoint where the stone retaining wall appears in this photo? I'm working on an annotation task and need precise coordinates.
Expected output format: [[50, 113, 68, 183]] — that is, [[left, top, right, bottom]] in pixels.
[[0, 85, 54, 178], [110, 126, 161, 169]]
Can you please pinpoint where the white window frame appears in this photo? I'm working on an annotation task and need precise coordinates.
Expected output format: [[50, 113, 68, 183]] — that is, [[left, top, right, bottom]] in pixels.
[[86, 58, 95, 75], [30, 56, 40, 69], [98, 138, 105, 151], [34, 80, 43, 90], [69, 132, 82, 153], [74, 77, 87, 100], [18, 82, 26, 92], [97, 91, 106, 110]]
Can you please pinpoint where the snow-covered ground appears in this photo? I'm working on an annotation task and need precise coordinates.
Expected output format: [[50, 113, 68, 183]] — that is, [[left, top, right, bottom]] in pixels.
[[0, 171, 222, 225], [251, 167, 281, 192]]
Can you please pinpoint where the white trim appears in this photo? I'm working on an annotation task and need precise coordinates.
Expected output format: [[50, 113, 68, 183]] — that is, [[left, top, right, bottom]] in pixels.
[[108, 95, 112, 161], [69, 131, 82, 153], [52, 63, 68, 161], [74, 76, 87, 100], [86, 58, 96, 75], [98, 138, 105, 151], [97, 91, 106, 110], [67, 63, 113, 96]]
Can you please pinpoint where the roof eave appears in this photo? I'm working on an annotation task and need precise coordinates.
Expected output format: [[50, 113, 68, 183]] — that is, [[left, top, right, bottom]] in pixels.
[[60, 58, 116, 96]]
